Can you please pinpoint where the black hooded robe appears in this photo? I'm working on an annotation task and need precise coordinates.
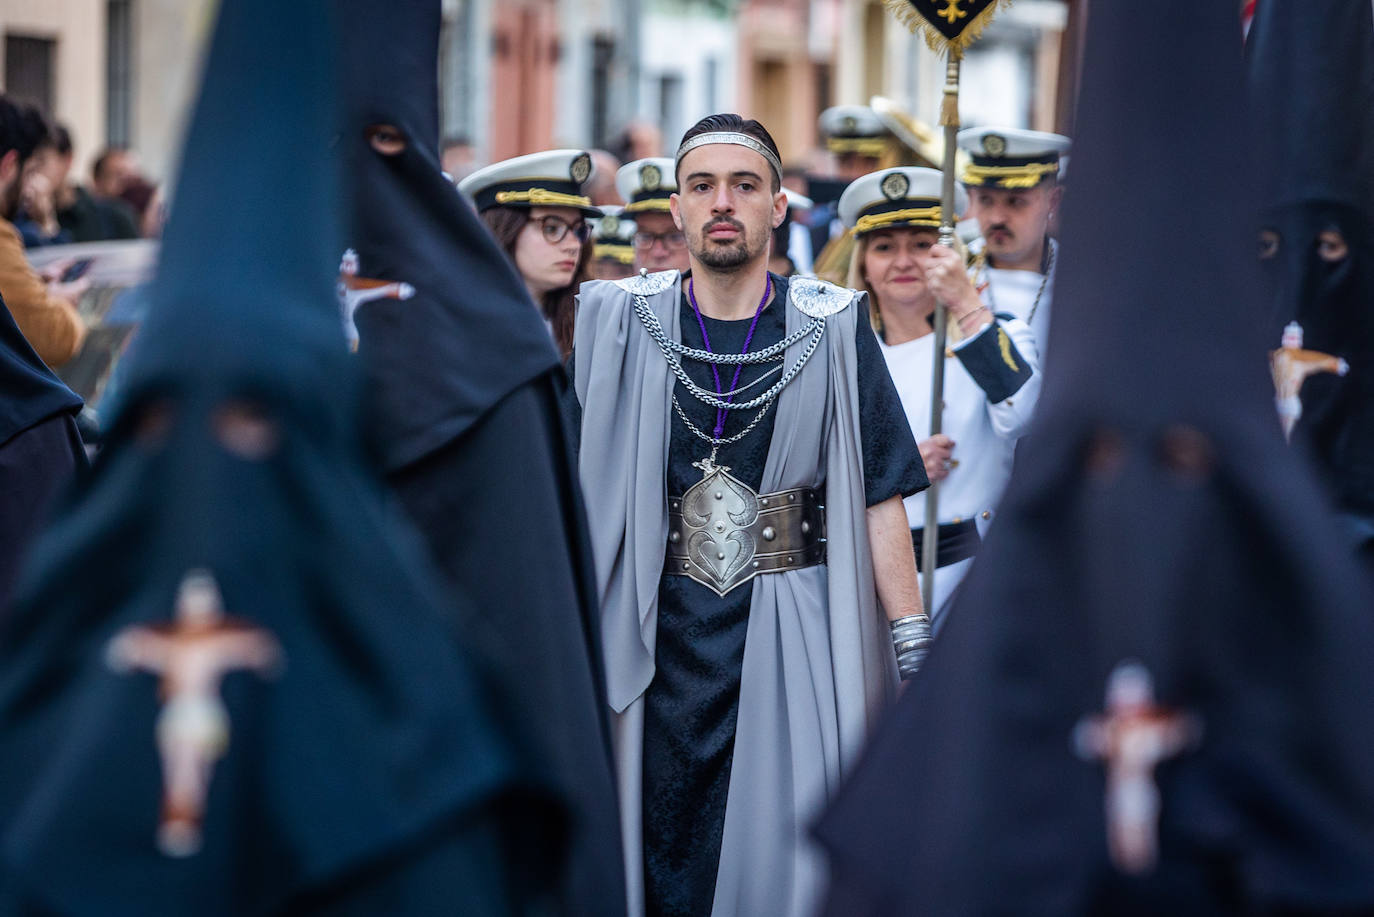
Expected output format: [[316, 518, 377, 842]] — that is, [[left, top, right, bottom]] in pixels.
[[816, 1, 1374, 914], [0, 296, 84, 613], [337, 3, 625, 910], [387, 367, 621, 917], [0, 0, 567, 909]]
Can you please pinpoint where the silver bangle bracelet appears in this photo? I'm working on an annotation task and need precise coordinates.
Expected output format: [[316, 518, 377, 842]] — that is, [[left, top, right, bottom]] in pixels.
[[890, 614, 933, 680], [896, 646, 928, 680]]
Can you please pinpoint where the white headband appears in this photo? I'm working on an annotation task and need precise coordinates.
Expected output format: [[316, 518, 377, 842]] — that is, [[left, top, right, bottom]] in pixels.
[[675, 131, 783, 185]]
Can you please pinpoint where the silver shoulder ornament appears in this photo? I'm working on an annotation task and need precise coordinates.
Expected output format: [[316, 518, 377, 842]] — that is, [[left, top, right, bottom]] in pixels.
[[613, 268, 680, 297], [789, 277, 855, 318]]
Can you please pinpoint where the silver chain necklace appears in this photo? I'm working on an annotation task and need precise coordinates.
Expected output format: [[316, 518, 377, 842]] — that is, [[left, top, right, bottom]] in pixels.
[[977, 238, 1056, 326], [632, 288, 825, 470], [672, 392, 777, 450], [631, 292, 825, 413]]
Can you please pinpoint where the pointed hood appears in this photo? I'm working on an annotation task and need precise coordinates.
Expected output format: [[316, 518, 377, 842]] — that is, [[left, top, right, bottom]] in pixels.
[[816, 1, 1374, 913], [1248, 0, 1374, 215], [129, 0, 348, 417], [1034, 6, 1269, 432], [1248, 0, 1374, 517], [0, 0, 559, 912], [335, 0, 559, 472]]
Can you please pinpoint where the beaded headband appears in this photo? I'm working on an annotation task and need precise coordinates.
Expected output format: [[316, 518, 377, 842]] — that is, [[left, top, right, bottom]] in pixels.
[[675, 131, 783, 185]]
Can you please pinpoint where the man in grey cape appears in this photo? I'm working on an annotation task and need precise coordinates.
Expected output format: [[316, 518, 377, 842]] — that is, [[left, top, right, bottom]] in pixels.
[[569, 113, 930, 917]]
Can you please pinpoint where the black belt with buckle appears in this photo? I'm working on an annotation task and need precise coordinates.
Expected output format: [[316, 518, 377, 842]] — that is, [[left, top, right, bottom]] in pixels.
[[911, 520, 981, 572]]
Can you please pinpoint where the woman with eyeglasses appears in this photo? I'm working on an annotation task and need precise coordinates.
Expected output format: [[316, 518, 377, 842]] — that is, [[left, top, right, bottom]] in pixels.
[[459, 149, 599, 357]]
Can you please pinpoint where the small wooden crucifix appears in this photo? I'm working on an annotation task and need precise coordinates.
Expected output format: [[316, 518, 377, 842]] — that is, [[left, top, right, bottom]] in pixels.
[[106, 569, 283, 857], [1073, 661, 1202, 875]]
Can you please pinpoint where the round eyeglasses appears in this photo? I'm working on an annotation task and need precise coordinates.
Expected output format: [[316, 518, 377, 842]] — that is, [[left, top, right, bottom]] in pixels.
[[632, 230, 687, 251], [531, 215, 591, 245]]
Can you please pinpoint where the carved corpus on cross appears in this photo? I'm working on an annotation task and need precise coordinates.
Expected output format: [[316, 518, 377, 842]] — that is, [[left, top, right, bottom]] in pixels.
[[337, 247, 416, 347], [1270, 321, 1350, 441], [1073, 661, 1203, 875], [106, 569, 284, 857]]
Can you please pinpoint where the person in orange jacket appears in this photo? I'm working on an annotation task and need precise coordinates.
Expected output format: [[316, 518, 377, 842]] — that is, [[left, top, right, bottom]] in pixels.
[[0, 96, 87, 368]]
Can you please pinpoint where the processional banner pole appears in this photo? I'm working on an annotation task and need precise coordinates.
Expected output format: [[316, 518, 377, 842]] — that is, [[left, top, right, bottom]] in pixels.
[[884, 0, 1012, 611]]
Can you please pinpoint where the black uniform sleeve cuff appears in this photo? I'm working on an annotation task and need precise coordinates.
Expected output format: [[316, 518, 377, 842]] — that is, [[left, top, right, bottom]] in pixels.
[[953, 321, 1034, 404]]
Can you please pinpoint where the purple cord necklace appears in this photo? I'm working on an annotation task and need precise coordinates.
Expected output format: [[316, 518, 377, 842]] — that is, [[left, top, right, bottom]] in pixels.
[[688, 274, 773, 443]]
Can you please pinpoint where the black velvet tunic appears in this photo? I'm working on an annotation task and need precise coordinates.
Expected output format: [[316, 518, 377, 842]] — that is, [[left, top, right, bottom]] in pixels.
[[640, 274, 925, 917]]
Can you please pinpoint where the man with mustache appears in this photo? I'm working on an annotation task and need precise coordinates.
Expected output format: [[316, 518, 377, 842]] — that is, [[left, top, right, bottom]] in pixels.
[[570, 113, 929, 917], [959, 127, 1071, 356]]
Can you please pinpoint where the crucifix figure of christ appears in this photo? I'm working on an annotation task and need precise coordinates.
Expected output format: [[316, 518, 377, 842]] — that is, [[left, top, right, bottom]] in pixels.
[[106, 569, 284, 858], [1073, 661, 1203, 876], [337, 248, 416, 347], [1270, 321, 1350, 441]]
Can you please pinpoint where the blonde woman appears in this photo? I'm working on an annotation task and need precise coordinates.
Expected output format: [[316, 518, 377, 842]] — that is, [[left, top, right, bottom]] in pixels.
[[841, 166, 1042, 622]]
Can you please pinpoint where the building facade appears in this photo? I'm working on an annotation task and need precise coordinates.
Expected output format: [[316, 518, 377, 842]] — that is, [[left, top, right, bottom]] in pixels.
[[0, 0, 214, 185], [0, 0, 106, 171], [737, 0, 831, 164], [2, 0, 1078, 196]]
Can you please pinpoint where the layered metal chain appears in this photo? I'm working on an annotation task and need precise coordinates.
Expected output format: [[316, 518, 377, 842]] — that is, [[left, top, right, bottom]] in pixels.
[[632, 293, 825, 412]]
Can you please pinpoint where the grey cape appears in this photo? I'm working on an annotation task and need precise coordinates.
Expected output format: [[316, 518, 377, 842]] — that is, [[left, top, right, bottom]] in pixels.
[[573, 270, 898, 917]]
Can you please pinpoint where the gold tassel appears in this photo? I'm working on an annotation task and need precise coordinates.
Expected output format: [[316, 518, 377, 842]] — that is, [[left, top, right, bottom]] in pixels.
[[939, 86, 960, 127], [881, 0, 1015, 56]]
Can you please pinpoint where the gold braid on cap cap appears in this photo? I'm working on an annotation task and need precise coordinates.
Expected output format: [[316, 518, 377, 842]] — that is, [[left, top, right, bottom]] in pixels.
[[494, 188, 594, 208], [961, 161, 1060, 189], [851, 206, 945, 236], [594, 243, 636, 264], [826, 136, 890, 157], [624, 197, 673, 213], [675, 132, 783, 184]]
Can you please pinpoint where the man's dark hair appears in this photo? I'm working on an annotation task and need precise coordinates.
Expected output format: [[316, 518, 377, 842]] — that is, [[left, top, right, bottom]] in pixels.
[[0, 95, 51, 163], [676, 113, 782, 192], [440, 135, 471, 153], [92, 146, 130, 183]]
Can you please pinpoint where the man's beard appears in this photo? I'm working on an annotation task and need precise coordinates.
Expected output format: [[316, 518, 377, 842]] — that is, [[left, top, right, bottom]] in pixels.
[[692, 218, 758, 271]]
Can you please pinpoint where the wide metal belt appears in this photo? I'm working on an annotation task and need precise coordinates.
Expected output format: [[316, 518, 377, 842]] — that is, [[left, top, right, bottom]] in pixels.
[[666, 474, 826, 597]]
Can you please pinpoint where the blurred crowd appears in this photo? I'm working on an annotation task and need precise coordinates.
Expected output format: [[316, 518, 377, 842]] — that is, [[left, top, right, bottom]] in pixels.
[[0, 97, 164, 370], [10, 108, 164, 250]]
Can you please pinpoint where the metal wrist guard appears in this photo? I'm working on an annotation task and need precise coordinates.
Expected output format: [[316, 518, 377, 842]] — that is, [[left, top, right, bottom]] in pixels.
[[890, 613, 933, 680]]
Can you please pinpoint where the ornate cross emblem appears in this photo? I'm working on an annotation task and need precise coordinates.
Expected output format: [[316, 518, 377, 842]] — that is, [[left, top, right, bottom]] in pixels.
[[106, 570, 284, 857], [1073, 662, 1202, 875], [937, 0, 967, 23]]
